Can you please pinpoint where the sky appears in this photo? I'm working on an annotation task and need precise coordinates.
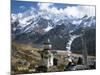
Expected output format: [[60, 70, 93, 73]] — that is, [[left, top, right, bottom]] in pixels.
[[11, 0, 96, 18]]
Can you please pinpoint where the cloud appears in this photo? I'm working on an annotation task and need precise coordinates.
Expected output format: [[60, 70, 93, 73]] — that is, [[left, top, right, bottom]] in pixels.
[[30, 7, 36, 14], [19, 6, 26, 9], [63, 6, 95, 18], [18, 13, 23, 18], [37, 3, 53, 10], [17, 3, 95, 19], [37, 2, 63, 15], [48, 7, 60, 14], [64, 7, 82, 18], [37, 2, 95, 18], [78, 6, 95, 17]]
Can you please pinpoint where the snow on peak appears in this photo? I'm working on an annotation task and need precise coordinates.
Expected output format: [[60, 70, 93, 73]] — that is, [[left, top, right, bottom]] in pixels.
[[11, 5, 96, 34], [44, 25, 53, 32], [72, 20, 82, 25], [11, 14, 17, 23], [19, 15, 35, 25]]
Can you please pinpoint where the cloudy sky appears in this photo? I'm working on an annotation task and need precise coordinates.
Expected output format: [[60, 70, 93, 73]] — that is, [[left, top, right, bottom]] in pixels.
[[11, 0, 96, 18]]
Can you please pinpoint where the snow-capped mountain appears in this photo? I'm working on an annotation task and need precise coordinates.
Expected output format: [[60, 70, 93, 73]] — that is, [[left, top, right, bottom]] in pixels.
[[11, 10, 96, 55], [11, 11, 96, 36]]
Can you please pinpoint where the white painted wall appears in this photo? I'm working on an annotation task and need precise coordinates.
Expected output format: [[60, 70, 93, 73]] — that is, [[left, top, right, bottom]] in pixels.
[[66, 34, 82, 51]]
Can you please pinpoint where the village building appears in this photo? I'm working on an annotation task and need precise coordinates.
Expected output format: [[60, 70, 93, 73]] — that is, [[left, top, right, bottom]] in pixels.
[[42, 39, 54, 68], [41, 33, 95, 70], [42, 39, 72, 68]]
